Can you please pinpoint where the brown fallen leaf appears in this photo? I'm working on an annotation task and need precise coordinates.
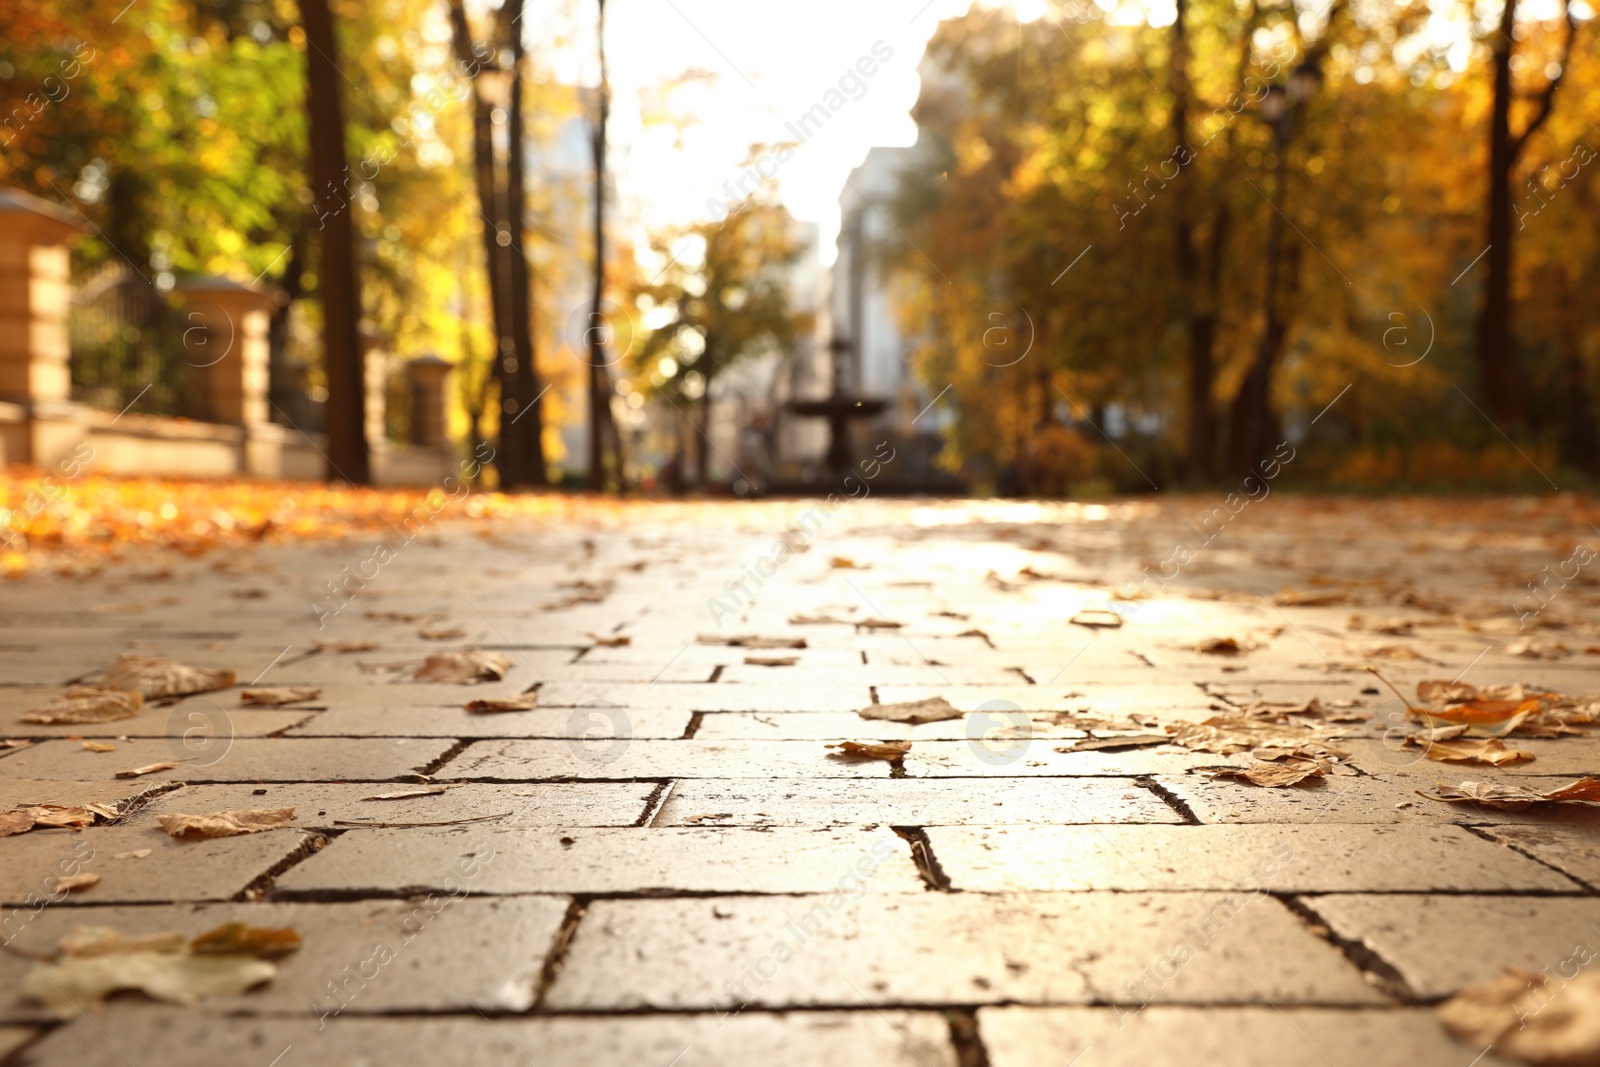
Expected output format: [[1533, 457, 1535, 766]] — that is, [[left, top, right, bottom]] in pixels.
[[825, 740, 912, 762], [1419, 777, 1600, 808], [1165, 714, 1349, 758], [857, 697, 963, 725], [116, 761, 182, 779], [588, 634, 631, 647], [1196, 636, 1247, 655], [1369, 669, 1545, 738], [85, 656, 235, 700], [0, 804, 117, 837], [463, 695, 537, 713], [1210, 758, 1328, 787], [829, 556, 861, 569], [1275, 588, 1349, 606], [311, 639, 379, 653], [361, 787, 448, 800], [21, 688, 144, 725], [1438, 969, 1600, 1067], [1504, 639, 1572, 660], [1070, 609, 1123, 629], [697, 634, 808, 649], [745, 655, 798, 667], [789, 614, 852, 625], [156, 808, 295, 838], [239, 687, 321, 707], [21, 922, 299, 1016], [419, 626, 467, 641], [1408, 735, 1535, 766], [1, 738, 32, 749], [52, 872, 100, 894], [855, 618, 904, 630], [190, 922, 302, 959], [81, 741, 116, 753], [411, 650, 513, 684], [366, 610, 434, 623], [1057, 734, 1171, 753]]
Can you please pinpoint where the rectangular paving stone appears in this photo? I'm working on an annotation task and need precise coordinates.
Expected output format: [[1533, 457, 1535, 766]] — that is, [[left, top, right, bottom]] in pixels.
[[902, 740, 1240, 778], [1308, 894, 1600, 998], [1483, 825, 1600, 887], [0, 896, 566, 1024], [439, 740, 895, 780], [693, 711, 1086, 741], [129, 781, 655, 829], [19, 1008, 956, 1067], [1339, 737, 1600, 778], [0, 738, 456, 782], [977, 1006, 1516, 1067], [9, 708, 314, 740], [535, 682, 873, 711], [286, 704, 691, 739], [924, 825, 1578, 892], [276, 825, 922, 896], [546, 892, 1379, 1010], [0, 778, 178, 811], [0, 1027, 34, 1061], [0, 825, 310, 906], [657, 778, 1184, 827]]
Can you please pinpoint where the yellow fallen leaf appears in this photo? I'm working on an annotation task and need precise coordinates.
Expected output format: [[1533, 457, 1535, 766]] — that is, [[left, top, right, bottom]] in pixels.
[[1419, 777, 1600, 808], [463, 695, 536, 713], [116, 761, 181, 779], [1439, 969, 1600, 1066], [1210, 758, 1329, 787], [82, 741, 117, 753], [1411, 736, 1535, 766], [825, 740, 912, 761], [239, 687, 321, 706], [51, 872, 100, 893]]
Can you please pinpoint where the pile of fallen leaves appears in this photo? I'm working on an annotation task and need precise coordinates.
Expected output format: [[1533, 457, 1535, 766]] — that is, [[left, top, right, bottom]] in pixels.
[[0, 473, 594, 578]]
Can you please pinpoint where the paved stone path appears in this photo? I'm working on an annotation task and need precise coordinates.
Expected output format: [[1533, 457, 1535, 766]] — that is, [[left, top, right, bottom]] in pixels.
[[2, 495, 1598, 1066]]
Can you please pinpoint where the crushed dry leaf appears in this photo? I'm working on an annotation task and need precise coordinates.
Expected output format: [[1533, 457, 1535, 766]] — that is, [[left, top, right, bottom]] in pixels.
[[745, 655, 799, 667], [463, 695, 536, 713], [115, 761, 182, 779], [81, 741, 117, 753], [1419, 777, 1600, 808], [1438, 969, 1600, 1066], [0, 803, 118, 836], [311, 639, 378, 653], [412, 650, 513, 684], [21, 688, 144, 725], [85, 656, 235, 700]]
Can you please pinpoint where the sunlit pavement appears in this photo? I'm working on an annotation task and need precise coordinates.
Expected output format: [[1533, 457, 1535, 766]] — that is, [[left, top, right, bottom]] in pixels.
[[2, 495, 1598, 1066]]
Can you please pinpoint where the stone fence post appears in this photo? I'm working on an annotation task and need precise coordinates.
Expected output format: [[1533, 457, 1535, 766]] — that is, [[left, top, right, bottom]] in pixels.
[[0, 189, 85, 464], [173, 276, 277, 427], [407, 354, 451, 448]]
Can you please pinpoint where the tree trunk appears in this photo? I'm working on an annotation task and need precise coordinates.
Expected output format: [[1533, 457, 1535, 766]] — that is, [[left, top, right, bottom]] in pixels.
[[587, 0, 613, 490], [301, 0, 369, 484], [446, 0, 518, 486], [503, 0, 547, 486], [1474, 0, 1523, 425], [1228, 137, 1296, 474], [1168, 0, 1214, 483]]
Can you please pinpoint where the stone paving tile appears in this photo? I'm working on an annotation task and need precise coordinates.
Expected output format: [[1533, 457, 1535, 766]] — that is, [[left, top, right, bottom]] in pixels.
[[655, 777, 1184, 826], [873, 684, 1213, 713], [0, 778, 178, 810], [924, 825, 1578, 892], [18, 1009, 957, 1067], [717, 664, 1026, 685], [439, 740, 896, 780], [901, 741, 1241, 777], [976, 1007, 1516, 1067], [127, 781, 656, 828], [1307, 894, 1600, 998], [0, 738, 455, 782], [285, 704, 692, 738], [1338, 737, 1600, 778], [0, 826, 310, 905], [9, 708, 314, 740], [0, 896, 567, 1024], [692, 711, 1086, 741], [545, 892, 1380, 1010], [1478, 825, 1600, 888], [534, 681, 873, 711], [276, 825, 923, 896]]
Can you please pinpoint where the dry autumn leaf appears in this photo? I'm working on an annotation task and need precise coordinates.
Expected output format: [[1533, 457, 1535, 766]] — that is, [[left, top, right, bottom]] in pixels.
[[311, 639, 378, 653], [855, 618, 904, 630], [239, 687, 321, 706], [86, 656, 235, 700], [411, 650, 513, 684], [745, 655, 798, 667], [698, 634, 808, 649], [463, 695, 536, 713], [857, 697, 963, 725], [21, 922, 299, 1016], [419, 626, 467, 641], [588, 634, 631, 647], [1369, 669, 1545, 738], [361, 787, 448, 800], [157, 808, 295, 838], [1438, 969, 1600, 1067], [0, 804, 117, 837], [21, 688, 143, 725], [52, 872, 100, 893], [1409, 735, 1535, 766], [113, 849, 153, 860], [115, 761, 182, 779], [1210, 758, 1329, 787], [1069, 609, 1123, 629], [1196, 636, 1247, 655], [825, 740, 912, 761], [81, 741, 116, 753], [1419, 777, 1600, 808]]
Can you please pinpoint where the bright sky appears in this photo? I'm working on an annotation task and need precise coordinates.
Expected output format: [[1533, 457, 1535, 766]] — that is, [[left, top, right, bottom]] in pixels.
[[526, 0, 987, 263]]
